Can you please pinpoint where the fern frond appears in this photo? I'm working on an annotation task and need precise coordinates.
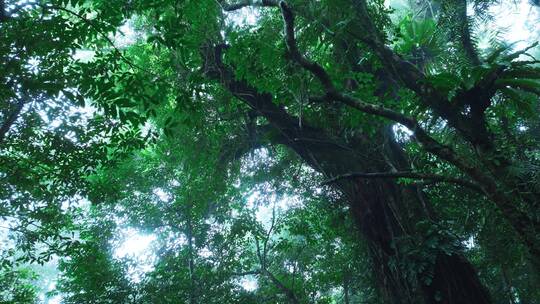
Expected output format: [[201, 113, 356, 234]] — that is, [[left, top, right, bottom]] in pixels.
[[485, 43, 514, 63]]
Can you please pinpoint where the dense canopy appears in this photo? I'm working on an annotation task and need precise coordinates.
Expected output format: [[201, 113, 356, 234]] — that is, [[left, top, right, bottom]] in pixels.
[[1, 0, 540, 303]]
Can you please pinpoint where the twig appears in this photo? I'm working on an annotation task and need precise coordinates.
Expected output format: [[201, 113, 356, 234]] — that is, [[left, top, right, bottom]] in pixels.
[[321, 171, 483, 193]]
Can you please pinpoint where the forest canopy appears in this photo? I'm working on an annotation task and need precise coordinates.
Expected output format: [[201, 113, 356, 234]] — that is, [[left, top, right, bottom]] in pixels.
[[1, 0, 540, 303]]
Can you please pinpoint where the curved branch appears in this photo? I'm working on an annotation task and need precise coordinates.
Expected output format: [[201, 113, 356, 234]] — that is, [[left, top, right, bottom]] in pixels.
[[230, 270, 261, 276], [279, 1, 479, 186], [280, 2, 414, 126], [219, 0, 279, 11], [280, 1, 334, 92]]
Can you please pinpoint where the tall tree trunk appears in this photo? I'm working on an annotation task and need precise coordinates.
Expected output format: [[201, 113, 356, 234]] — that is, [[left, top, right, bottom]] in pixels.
[[203, 41, 492, 304], [330, 137, 492, 303]]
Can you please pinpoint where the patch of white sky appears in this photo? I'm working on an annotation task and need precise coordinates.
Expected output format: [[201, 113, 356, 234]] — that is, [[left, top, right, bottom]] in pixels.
[[97, 188, 171, 285], [238, 275, 258, 292], [240, 148, 303, 222], [37, 98, 97, 133], [225, 6, 261, 28], [476, 0, 540, 50], [246, 189, 302, 227], [35, 261, 61, 304], [386, 0, 540, 47], [463, 235, 477, 249], [113, 227, 157, 283], [0, 220, 15, 251], [153, 187, 173, 203], [114, 20, 143, 48]]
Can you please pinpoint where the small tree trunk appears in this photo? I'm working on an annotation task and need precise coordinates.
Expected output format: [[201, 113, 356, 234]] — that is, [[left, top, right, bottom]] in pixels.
[[343, 274, 350, 304], [186, 204, 196, 304]]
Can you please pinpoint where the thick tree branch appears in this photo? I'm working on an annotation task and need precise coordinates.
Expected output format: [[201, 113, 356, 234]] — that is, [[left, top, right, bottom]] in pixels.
[[348, 0, 498, 152], [230, 270, 261, 276], [219, 0, 278, 11], [201, 41, 356, 177], [321, 171, 483, 193], [349, 0, 428, 95], [231, 0, 496, 159], [205, 0, 540, 271], [204, 4, 540, 266], [281, 2, 417, 128], [280, 2, 334, 92], [279, 1, 482, 188]]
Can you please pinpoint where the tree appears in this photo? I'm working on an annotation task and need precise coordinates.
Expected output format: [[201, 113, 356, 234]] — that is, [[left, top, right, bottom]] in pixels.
[[0, 267, 38, 304], [1, 0, 539, 303]]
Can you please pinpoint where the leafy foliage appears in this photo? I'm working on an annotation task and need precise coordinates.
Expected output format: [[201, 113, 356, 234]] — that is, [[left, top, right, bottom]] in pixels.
[[1, 0, 540, 303]]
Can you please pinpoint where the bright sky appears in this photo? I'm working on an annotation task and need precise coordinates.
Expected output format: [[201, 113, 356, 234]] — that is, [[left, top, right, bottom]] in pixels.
[[113, 228, 157, 283], [239, 276, 258, 292], [386, 0, 540, 50], [115, 229, 156, 259], [486, 0, 540, 50]]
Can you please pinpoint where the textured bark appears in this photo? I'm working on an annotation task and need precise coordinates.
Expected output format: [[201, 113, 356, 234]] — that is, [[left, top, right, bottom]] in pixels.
[[333, 134, 492, 304], [342, 0, 540, 268]]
